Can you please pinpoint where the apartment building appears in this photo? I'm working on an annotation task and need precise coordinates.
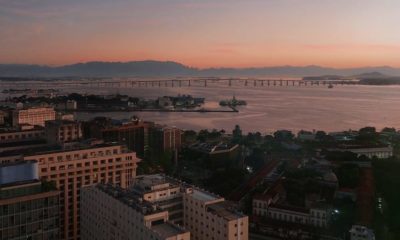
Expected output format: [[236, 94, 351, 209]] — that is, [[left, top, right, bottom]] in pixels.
[[101, 119, 152, 156], [0, 110, 6, 125], [81, 174, 248, 240], [12, 107, 56, 127], [81, 184, 190, 240], [149, 126, 182, 153], [0, 125, 47, 152], [131, 175, 184, 225], [0, 161, 60, 240], [183, 188, 248, 240], [23, 142, 140, 240], [132, 174, 248, 240], [0, 125, 45, 143], [45, 120, 82, 145]]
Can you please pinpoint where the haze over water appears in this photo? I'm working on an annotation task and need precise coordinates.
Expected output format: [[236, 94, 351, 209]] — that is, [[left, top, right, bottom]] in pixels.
[[15, 82, 397, 134]]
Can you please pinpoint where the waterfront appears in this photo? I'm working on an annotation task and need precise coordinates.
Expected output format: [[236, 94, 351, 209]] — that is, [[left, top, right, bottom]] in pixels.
[[2, 82, 400, 133]]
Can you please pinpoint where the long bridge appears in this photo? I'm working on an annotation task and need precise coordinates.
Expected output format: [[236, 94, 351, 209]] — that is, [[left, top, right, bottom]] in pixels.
[[0, 78, 360, 89]]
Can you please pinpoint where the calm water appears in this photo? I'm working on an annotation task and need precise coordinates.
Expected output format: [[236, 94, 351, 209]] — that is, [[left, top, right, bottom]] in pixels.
[[2, 82, 400, 133]]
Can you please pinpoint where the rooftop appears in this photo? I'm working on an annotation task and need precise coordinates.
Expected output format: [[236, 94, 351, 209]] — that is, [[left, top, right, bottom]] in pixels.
[[192, 188, 220, 202], [96, 183, 163, 216], [269, 203, 310, 214], [0, 139, 47, 149], [190, 142, 238, 154], [0, 160, 38, 187], [133, 174, 180, 194], [0, 125, 44, 133], [336, 144, 392, 150], [207, 202, 246, 221], [45, 119, 79, 126], [151, 223, 188, 238], [25, 142, 128, 156]]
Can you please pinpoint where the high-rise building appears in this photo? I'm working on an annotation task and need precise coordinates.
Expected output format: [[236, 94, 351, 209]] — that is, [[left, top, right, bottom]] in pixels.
[[81, 184, 190, 240], [23, 142, 141, 240], [183, 185, 248, 240], [12, 107, 56, 127], [45, 120, 83, 145], [101, 119, 152, 156], [0, 161, 61, 240], [131, 175, 185, 225], [0, 110, 6, 125], [149, 126, 182, 153], [81, 174, 248, 240]]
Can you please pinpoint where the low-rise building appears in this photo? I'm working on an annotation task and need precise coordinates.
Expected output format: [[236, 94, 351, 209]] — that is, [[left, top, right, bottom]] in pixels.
[[0, 161, 61, 240], [265, 203, 331, 228], [330, 144, 393, 159], [252, 178, 332, 228]]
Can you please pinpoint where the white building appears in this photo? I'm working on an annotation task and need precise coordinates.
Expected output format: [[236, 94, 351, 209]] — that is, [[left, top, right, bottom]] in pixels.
[[349, 225, 375, 240], [330, 145, 393, 159], [81, 184, 190, 240], [81, 174, 249, 240], [130, 174, 249, 240]]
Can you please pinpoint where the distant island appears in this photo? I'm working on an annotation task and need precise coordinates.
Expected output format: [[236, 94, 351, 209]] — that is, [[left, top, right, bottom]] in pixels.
[[303, 72, 400, 85], [1, 61, 400, 78]]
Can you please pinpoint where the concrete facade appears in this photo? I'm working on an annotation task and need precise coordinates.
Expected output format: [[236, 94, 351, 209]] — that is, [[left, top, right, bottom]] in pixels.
[[12, 107, 56, 127], [81, 184, 190, 240], [45, 120, 82, 145], [23, 143, 140, 240], [0, 161, 60, 240]]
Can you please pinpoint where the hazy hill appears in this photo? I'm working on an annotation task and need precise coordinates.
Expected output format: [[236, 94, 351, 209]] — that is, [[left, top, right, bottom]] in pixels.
[[352, 72, 388, 79], [1, 61, 400, 78]]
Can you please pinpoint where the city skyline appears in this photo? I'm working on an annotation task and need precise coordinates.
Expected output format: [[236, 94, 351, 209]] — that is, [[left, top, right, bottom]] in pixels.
[[1, 0, 399, 68]]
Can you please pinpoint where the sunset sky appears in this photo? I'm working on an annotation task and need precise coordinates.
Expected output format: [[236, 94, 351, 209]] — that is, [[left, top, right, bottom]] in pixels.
[[1, 0, 399, 68]]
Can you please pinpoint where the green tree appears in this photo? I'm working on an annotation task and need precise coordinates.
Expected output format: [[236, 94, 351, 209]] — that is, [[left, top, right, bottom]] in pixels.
[[336, 163, 360, 188], [232, 125, 243, 143]]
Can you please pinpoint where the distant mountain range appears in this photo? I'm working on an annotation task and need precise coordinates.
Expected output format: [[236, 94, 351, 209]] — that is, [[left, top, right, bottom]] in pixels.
[[1, 60, 400, 78]]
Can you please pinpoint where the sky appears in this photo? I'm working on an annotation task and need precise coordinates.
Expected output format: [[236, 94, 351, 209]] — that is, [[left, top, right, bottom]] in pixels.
[[0, 0, 399, 68]]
